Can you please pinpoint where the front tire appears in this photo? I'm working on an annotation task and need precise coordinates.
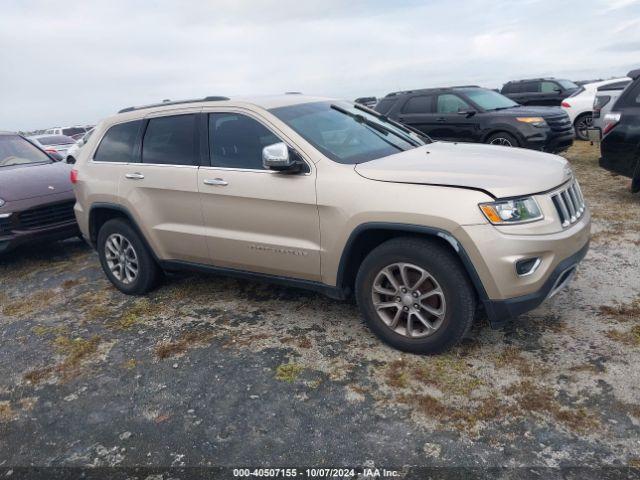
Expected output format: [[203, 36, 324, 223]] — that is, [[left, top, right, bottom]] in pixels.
[[355, 237, 475, 354], [97, 218, 160, 295], [486, 132, 519, 147]]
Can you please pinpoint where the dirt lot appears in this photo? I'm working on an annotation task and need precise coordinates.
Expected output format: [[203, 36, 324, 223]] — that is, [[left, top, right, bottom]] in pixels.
[[1, 142, 639, 475]]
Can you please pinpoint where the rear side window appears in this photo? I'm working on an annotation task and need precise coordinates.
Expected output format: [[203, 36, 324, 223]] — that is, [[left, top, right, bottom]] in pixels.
[[142, 114, 198, 166], [374, 98, 396, 114], [62, 127, 86, 137], [94, 120, 142, 163], [520, 81, 539, 93], [209, 113, 280, 170], [436, 94, 470, 113], [402, 95, 433, 114]]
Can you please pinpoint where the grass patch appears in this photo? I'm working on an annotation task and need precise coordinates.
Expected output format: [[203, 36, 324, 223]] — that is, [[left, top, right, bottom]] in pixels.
[[155, 330, 216, 359], [111, 299, 162, 330], [0, 401, 15, 422], [606, 325, 640, 346], [23, 335, 101, 384], [275, 363, 304, 382], [2, 290, 56, 317], [599, 296, 640, 322]]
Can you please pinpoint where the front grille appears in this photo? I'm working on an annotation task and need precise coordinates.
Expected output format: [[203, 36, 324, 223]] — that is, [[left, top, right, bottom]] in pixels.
[[545, 114, 573, 134], [17, 201, 76, 230], [0, 217, 11, 236], [551, 179, 586, 228]]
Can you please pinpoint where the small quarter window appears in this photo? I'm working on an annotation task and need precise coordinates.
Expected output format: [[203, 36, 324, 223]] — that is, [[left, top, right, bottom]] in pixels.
[[94, 120, 142, 163]]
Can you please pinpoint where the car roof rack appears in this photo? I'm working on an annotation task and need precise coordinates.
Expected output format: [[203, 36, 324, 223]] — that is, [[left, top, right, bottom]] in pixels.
[[506, 77, 555, 83], [118, 96, 230, 114], [384, 85, 480, 97]]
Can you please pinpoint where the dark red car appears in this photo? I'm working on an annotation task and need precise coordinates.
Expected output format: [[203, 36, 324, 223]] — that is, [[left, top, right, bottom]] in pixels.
[[0, 132, 79, 253]]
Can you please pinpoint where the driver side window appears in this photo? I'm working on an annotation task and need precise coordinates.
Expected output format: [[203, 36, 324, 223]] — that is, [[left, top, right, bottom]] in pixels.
[[436, 94, 470, 114], [209, 113, 281, 170]]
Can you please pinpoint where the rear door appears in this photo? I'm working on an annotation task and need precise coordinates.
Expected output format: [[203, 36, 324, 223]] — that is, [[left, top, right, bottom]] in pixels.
[[198, 109, 321, 281], [509, 81, 538, 105], [117, 109, 209, 264], [394, 95, 435, 136]]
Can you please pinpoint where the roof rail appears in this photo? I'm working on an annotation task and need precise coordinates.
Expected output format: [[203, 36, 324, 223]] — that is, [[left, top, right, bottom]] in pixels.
[[385, 85, 481, 97], [628, 68, 640, 80], [118, 96, 230, 114]]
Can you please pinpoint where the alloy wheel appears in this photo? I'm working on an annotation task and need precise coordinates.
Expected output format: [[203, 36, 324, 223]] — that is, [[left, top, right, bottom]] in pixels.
[[371, 262, 446, 338], [576, 115, 593, 140], [489, 137, 513, 146], [104, 233, 139, 285]]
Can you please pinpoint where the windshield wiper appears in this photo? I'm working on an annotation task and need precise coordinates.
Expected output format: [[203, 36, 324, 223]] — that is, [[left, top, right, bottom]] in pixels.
[[330, 105, 409, 151], [352, 104, 432, 143]]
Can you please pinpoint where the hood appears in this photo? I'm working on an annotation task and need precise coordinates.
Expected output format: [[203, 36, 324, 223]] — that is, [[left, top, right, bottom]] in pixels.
[[354, 142, 571, 198], [489, 105, 566, 118], [0, 161, 73, 202]]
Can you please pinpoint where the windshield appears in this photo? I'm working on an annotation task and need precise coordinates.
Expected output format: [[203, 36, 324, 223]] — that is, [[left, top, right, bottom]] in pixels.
[[0, 135, 52, 167], [463, 89, 518, 110], [35, 135, 75, 146], [269, 101, 426, 164], [558, 79, 579, 90]]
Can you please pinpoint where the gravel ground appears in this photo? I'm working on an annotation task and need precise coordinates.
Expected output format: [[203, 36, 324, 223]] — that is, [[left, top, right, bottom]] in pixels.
[[0, 142, 639, 477]]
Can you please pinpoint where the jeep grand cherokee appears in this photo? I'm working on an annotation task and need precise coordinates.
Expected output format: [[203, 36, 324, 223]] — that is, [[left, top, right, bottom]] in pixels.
[[72, 95, 590, 354]]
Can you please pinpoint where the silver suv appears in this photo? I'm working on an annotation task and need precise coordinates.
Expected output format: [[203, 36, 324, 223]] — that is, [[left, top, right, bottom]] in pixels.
[[72, 95, 590, 353]]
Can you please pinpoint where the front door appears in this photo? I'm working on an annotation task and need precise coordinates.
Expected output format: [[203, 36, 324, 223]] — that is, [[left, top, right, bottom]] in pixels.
[[198, 111, 321, 281]]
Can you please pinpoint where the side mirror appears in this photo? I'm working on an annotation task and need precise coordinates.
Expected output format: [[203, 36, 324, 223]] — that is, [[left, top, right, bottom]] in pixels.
[[554, 88, 563, 94], [262, 142, 304, 173]]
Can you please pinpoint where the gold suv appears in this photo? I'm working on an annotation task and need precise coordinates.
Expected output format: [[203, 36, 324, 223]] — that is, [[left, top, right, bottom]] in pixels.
[[72, 95, 590, 353]]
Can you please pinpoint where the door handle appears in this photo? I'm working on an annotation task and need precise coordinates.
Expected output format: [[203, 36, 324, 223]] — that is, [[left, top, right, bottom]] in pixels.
[[436, 117, 446, 123], [125, 172, 144, 180], [203, 178, 228, 186]]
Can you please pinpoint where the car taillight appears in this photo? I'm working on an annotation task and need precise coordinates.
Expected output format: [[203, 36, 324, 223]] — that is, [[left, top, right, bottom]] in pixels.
[[561, 101, 571, 108], [70, 169, 79, 184], [602, 112, 622, 135]]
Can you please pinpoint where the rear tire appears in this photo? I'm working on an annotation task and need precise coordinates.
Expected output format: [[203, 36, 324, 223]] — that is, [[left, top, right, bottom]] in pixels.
[[355, 237, 475, 354], [97, 218, 160, 295], [486, 132, 519, 147], [574, 113, 592, 141]]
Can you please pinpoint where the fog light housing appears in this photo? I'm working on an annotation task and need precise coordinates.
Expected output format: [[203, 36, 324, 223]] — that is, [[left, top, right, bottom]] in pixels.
[[516, 257, 541, 277]]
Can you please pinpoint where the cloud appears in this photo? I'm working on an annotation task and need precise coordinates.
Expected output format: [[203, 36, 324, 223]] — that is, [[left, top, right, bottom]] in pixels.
[[0, 0, 638, 131]]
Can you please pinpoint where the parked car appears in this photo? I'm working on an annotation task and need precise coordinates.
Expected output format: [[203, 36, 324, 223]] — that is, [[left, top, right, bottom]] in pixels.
[[591, 80, 632, 132], [65, 128, 94, 164], [354, 97, 377, 108], [501, 78, 580, 106], [44, 126, 89, 137], [593, 68, 640, 192], [29, 134, 77, 159], [72, 95, 590, 354], [0, 132, 79, 253], [561, 78, 630, 140], [374, 86, 574, 152]]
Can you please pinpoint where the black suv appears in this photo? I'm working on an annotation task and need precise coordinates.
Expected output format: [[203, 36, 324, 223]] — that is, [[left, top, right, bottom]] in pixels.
[[598, 68, 640, 192], [501, 78, 580, 106], [375, 86, 574, 153]]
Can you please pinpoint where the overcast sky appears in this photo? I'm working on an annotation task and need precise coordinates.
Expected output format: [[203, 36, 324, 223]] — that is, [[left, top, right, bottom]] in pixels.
[[1, 0, 639, 131]]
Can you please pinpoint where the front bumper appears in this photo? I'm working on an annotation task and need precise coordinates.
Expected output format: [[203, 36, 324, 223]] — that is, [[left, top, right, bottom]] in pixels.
[[482, 240, 589, 327], [0, 220, 79, 254]]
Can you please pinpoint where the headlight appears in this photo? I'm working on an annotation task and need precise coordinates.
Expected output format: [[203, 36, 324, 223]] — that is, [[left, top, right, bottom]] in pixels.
[[0, 198, 4, 207], [479, 197, 543, 225], [516, 117, 546, 127]]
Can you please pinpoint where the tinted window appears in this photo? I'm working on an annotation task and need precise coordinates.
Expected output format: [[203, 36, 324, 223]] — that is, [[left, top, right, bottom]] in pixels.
[[436, 94, 470, 113], [521, 81, 539, 93], [94, 120, 142, 163], [374, 98, 396, 114], [557, 79, 579, 90], [402, 95, 432, 114], [0, 135, 51, 167], [62, 127, 86, 137], [270, 101, 422, 165], [142, 114, 197, 166], [209, 113, 280, 170], [541, 81, 559, 93]]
